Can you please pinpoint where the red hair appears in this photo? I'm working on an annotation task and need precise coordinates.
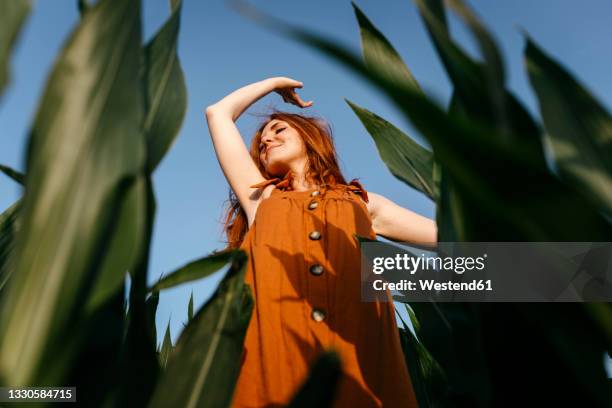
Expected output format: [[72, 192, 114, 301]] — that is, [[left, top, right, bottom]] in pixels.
[[221, 110, 348, 250]]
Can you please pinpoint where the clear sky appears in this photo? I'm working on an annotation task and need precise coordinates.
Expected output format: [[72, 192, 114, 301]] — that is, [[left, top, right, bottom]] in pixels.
[[1, 0, 612, 373]]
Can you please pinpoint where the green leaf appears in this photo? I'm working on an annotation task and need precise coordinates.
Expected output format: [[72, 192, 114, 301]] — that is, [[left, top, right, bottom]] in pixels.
[[525, 36, 612, 216], [346, 99, 436, 200], [188, 290, 194, 323], [395, 308, 448, 408], [416, 0, 541, 142], [0, 0, 144, 386], [116, 177, 160, 407], [77, 0, 89, 15], [0, 201, 21, 293], [352, 1, 421, 92], [0, 0, 30, 99], [148, 249, 239, 293], [148, 250, 253, 408], [85, 177, 147, 314], [0, 164, 24, 185], [287, 351, 342, 408], [143, 0, 187, 172], [159, 319, 172, 369], [145, 290, 160, 348]]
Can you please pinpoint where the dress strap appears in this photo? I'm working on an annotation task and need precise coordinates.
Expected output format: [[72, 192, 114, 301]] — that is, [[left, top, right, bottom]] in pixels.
[[346, 178, 369, 203]]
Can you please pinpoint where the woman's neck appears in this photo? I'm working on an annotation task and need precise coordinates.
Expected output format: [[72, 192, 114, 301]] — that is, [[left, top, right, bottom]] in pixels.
[[289, 171, 318, 192]]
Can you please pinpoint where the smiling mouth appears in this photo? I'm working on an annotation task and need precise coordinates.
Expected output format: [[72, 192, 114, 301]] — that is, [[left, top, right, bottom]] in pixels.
[[265, 144, 282, 159]]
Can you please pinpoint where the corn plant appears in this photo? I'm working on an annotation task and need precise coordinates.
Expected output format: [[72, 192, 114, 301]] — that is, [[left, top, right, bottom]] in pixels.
[[233, 0, 612, 406]]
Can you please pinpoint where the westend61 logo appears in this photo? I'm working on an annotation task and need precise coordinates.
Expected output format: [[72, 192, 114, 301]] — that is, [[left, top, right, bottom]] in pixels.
[[371, 253, 488, 275]]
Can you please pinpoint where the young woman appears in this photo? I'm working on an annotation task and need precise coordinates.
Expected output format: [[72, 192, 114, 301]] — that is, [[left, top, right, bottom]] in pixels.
[[205, 77, 437, 407]]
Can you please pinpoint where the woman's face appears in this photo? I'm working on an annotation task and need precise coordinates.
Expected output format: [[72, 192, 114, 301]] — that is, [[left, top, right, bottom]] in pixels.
[[258, 119, 307, 176]]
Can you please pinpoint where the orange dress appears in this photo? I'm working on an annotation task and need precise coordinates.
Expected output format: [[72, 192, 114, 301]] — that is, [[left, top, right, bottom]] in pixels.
[[231, 174, 418, 408]]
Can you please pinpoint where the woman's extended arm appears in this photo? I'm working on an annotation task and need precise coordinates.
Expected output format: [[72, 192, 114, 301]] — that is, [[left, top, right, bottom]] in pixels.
[[367, 192, 438, 247], [204, 77, 310, 225]]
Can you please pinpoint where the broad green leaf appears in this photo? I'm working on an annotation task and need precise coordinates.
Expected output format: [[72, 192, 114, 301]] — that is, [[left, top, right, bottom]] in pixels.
[[525, 37, 612, 216], [346, 99, 436, 200], [85, 0, 187, 314], [85, 177, 146, 314], [287, 351, 342, 408], [352, 2, 420, 92], [148, 249, 239, 293], [188, 290, 194, 322], [0, 164, 24, 185], [416, 0, 541, 142], [159, 319, 172, 369], [143, 0, 187, 172], [115, 177, 160, 408], [0, 0, 30, 99], [395, 309, 447, 408], [0, 0, 144, 386], [149, 251, 253, 408], [0, 201, 20, 293]]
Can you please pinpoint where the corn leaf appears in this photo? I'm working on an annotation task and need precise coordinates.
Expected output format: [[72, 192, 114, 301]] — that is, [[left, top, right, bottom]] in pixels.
[[346, 99, 436, 200], [148, 249, 239, 293], [0, 164, 24, 185], [159, 319, 172, 369], [0, 0, 30, 99], [87, 0, 187, 316], [287, 351, 342, 408], [143, 0, 187, 172], [188, 290, 194, 323], [416, 0, 541, 143], [148, 251, 253, 408], [525, 37, 612, 217], [0, 201, 20, 293], [353, 2, 420, 92], [0, 0, 144, 386], [395, 309, 448, 408]]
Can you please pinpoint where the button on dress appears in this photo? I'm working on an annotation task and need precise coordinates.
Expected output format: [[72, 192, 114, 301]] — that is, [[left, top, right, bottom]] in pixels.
[[231, 174, 418, 407]]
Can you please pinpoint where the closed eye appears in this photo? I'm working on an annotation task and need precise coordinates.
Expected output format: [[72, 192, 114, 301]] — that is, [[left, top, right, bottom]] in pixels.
[[259, 128, 286, 151]]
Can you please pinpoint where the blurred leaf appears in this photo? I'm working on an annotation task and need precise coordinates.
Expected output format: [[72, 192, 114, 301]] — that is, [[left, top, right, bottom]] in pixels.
[[287, 351, 342, 408], [85, 177, 146, 314], [188, 290, 194, 323], [0, 201, 21, 293], [0, 164, 24, 185], [0, 0, 30, 99], [143, 0, 187, 172], [346, 99, 436, 200], [415, 0, 541, 142], [353, 1, 420, 92], [77, 0, 89, 15], [116, 177, 160, 407], [396, 308, 448, 408], [145, 290, 160, 349], [0, 0, 144, 386], [159, 319, 172, 369], [148, 249, 239, 293], [149, 250, 253, 408], [526, 37, 612, 216]]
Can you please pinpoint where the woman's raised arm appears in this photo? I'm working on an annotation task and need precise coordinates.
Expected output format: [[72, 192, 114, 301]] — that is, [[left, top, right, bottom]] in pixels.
[[205, 77, 311, 224]]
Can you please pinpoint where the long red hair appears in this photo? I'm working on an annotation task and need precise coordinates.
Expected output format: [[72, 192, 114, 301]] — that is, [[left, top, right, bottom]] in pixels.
[[222, 110, 348, 250]]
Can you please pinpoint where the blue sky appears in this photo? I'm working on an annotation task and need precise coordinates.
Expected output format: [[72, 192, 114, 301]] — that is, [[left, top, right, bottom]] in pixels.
[[1, 0, 611, 373]]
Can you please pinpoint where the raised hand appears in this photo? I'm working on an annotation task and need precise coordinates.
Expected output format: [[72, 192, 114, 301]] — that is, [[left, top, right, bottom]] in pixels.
[[272, 77, 313, 108]]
